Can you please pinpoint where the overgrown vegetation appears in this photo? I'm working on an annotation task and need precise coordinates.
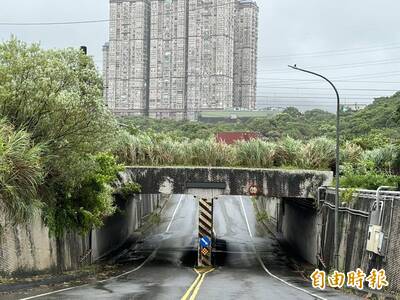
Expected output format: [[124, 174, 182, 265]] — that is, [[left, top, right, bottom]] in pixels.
[[43, 153, 124, 235], [115, 133, 398, 177], [116, 135, 342, 170], [0, 39, 125, 235], [256, 211, 269, 223], [0, 120, 44, 229], [115, 182, 142, 200], [340, 144, 400, 190], [340, 188, 358, 204]]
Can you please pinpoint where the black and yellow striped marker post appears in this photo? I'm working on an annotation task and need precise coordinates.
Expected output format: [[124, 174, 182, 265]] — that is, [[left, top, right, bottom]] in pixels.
[[198, 198, 213, 267]]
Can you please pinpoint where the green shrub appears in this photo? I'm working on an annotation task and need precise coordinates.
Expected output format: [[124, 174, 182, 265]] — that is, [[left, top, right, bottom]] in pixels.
[[0, 120, 45, 227], [341, 141, 363, 165], [234, 139, 276, 168], [301, 137, 335, 169], [340, 172, 400, 190], [361, 145, 399, 174], [256, 211, 269, 223], [44, 153, 123, 235], [340, 188, 358, 204], [0, 39, 119, 235], [275, 136, 304, 167], [186, 138, 234, 167], [116, 182, 142, 200], [351, 132, 390, 150]]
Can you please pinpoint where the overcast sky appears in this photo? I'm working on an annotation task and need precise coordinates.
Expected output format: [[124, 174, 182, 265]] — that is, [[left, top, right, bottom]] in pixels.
[[1, 0, 399, 112]]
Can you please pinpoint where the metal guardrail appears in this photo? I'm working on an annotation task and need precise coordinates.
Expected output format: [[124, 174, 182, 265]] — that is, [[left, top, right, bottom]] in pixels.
[[326, 187, 400, 201]]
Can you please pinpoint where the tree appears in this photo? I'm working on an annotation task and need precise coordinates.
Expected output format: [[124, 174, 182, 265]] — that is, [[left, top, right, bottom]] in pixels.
[[0, 38, 120, 234]]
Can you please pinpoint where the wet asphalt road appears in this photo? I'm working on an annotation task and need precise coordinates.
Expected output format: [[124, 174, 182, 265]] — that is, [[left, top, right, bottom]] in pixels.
[[21, 195, 361, 300]]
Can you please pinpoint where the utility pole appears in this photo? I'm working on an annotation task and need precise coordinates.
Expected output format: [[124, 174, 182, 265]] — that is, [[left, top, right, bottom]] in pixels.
[[289, 65, 341, 270]]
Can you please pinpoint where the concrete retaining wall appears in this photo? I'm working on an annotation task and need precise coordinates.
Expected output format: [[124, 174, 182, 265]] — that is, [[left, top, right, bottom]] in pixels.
[[0, 213, 90, 275], [0, 213, 58, 275], [253, 197, 281, 233], [256, 197, 319, 265], [92, 194, 164, 261], [0, 194, 164, 275]]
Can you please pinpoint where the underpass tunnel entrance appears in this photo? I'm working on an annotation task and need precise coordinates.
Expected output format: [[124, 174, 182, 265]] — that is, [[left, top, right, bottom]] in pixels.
[[182, 183, 319, 269]]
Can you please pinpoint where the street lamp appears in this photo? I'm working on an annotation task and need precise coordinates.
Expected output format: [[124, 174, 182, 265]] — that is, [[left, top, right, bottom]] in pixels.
[[288, 65, 341, 270]]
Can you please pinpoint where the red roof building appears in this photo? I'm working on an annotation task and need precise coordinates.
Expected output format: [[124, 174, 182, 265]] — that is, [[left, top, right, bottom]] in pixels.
[[216, 132, 262, 145]]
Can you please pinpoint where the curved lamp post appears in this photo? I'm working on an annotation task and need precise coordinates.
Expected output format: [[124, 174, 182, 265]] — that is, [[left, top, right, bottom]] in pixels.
[[288, 65, 340, 269]]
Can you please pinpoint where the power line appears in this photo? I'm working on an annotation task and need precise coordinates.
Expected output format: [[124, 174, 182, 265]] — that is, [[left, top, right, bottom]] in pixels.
[[256, 100, 372, 104], [331, 71, 400, 81], [256, 86, 398, 92], [257, 59, 400, 73], [256, 103, 370, 106], [258, 43, 400, 60], [256, 92, 384, 97], [255, 96, 374, 100], [0, 20, 110, 26], [256, 77, 400, 87], [256, 77, 400, 82], [0, 0, 239, 27], [256, 102, 373, 105]]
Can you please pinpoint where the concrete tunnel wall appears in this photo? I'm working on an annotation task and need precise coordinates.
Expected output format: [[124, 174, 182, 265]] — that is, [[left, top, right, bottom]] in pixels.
[[281, 199, 318, 265], [92, 194, 165, 261], [255, 197, 319, 266], [0, 194, 164, 275]]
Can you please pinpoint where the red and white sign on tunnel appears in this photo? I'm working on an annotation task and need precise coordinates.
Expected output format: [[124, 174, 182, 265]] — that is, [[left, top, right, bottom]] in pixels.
[[248, 184, 259, 196]]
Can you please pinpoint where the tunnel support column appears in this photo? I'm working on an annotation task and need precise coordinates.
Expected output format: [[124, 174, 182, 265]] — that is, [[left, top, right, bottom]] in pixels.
[[198, 197, 214, 267]]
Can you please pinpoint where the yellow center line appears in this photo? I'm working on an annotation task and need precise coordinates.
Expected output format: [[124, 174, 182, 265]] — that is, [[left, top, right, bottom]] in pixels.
[[181, 268, 215, 300], [181, 269, 202, 300]]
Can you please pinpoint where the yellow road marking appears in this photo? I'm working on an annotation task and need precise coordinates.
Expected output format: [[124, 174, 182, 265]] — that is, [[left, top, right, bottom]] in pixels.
[[181, 270, 202, 300], [181, 268, 214, 300]]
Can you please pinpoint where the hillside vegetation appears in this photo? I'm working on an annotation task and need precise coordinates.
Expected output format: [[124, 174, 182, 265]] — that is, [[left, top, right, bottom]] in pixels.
[[122, 94, 400, 147]]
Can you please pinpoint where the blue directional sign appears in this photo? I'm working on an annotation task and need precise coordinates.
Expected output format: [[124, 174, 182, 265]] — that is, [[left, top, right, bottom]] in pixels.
[[199, 236, 211, 248]]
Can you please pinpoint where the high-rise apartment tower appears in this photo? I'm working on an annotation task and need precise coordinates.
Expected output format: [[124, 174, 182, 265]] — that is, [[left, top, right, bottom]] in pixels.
[[234, 0, 259, 110], [103, 0, 258, 119]]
